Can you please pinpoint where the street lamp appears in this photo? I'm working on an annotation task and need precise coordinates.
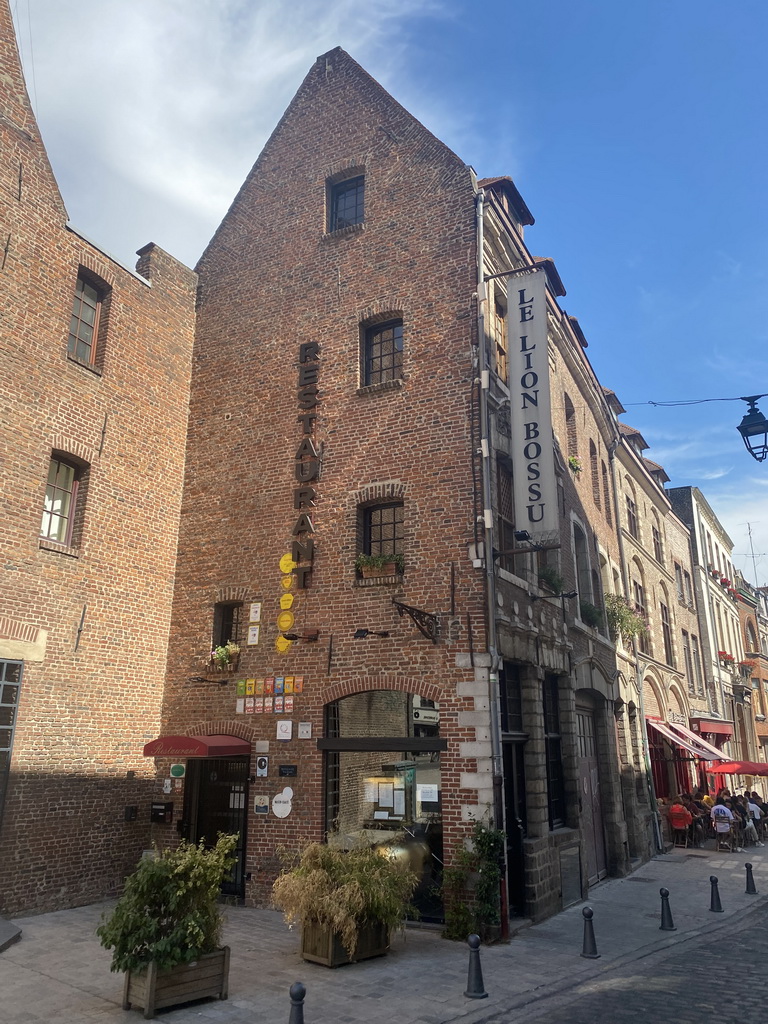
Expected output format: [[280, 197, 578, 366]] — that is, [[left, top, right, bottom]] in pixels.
[[737, 395, 768, 463]]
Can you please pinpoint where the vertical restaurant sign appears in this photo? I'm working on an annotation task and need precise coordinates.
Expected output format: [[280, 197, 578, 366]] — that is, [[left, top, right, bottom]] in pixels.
[[506, 270, 557, 540]]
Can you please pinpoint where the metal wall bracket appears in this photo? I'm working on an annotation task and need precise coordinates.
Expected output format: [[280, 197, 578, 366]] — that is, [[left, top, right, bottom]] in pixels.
[[392, 599, 439, 643]]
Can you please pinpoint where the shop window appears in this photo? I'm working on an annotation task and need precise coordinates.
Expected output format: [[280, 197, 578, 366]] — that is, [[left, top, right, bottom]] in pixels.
[[40, 453, 89, 548], [362, 319, 403, 386], [543, 675, 566, 829], [328, 174, 364, 231], [321, 690, 444, 921]]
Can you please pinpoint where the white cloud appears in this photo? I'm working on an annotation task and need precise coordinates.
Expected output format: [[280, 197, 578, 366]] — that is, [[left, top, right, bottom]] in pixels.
[[16, 0, 448, 266]]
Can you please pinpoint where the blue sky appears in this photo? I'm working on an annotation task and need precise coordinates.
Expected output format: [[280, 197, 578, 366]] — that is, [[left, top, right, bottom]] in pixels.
[[13, 0, 768, 582]]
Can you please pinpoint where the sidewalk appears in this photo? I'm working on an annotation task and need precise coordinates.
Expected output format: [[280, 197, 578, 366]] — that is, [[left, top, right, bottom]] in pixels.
[[1, 843, 766, 1024]]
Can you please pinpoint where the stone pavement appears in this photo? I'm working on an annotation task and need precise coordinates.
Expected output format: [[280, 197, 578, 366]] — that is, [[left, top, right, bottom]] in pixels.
[[1, 843, 766, 1024]]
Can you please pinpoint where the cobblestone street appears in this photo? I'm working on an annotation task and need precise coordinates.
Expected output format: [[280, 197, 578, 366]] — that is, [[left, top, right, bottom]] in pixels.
[[499, 898, 765, 1024]]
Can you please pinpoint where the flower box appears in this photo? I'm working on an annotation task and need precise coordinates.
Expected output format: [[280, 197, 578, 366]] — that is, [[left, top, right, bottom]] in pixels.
[[360, 562, 397, 578], [122, 947, 230, 1019]]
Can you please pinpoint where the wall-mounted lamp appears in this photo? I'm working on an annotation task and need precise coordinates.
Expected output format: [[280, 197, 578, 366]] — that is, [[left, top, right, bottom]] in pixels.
[[737, 395, 768, 463], [281, 630, 319, 643], [353, 628, 390, 639], [514, 530, 531, 542]]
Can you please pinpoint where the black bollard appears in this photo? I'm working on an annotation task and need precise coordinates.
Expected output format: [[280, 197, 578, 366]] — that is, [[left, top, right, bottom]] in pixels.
[[463, 933, 488, 999], [710, 875, 723, 913], [746, 862, 758, 895], [288, 982, 306, 1024], [659, 887, 676, 931], [580, 905, 600, 959]]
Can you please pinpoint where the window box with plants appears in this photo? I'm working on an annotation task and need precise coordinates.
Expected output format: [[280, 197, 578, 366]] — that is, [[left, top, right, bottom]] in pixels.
[[604, 594, 648, 647], [579, 600, 603, 630], [209, 641, 240, 673], [718, 651, 735, 668], [97, 834, 237, 1019], [355, 552, 404, 579], [568, 455, 582, 475], [537, 564, 565, 596], [272, 842, 418, 968]]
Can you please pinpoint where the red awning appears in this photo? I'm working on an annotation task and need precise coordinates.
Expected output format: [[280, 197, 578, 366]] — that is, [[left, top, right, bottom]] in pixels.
[[143, 734, 251, 758], [691, 718, 734, 737], [667, 722, 727, 761], [709, 761, 768, 777], [646, 718, 710, 759]]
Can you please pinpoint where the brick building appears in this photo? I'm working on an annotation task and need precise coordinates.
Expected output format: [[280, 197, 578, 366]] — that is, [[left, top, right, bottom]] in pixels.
[[0, 2, 197, 915], [5, 14, 762, 924], [142, 48, 655, 925]]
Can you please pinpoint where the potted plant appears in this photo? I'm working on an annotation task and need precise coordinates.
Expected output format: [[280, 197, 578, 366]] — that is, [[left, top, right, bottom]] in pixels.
[[210, 640, 240, 672], [537, 564, 565, 595], [97, 833, 238, 1019], [568, 455, 582, 474], [354, 552, 405, 578], [579, 600, 603, 629], [604, 594, 648, 646], [272, 842, 418, 967], [718, 650, 735, 668]]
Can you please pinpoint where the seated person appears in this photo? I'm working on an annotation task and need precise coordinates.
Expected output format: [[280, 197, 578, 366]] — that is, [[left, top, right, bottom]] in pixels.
[[694, 788, 713, 809], [681, 793, 707, 846], [668, 796, 693, 840], [725, 798, 749, 851], [745, 796, 765, 847], [711, 798, 736, 848], [733, 794, 765, 843]]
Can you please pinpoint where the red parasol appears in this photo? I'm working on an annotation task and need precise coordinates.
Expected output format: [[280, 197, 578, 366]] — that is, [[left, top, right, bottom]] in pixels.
[[709, 760, 768, 776]]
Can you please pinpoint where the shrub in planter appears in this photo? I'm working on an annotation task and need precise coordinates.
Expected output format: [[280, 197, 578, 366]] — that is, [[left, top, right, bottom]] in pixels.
[[442, 821, 505, 943], [97, 834, 238, 1016], [272, 842, 418, 965]]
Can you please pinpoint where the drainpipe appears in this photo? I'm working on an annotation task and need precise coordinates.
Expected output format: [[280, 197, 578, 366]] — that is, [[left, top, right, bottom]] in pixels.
[[475, 187, 509, 936]]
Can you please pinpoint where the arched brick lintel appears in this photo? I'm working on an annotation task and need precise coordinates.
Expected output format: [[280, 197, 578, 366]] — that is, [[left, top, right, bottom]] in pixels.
[[186, 721, 255, 743], [322, 674, 442, 706]]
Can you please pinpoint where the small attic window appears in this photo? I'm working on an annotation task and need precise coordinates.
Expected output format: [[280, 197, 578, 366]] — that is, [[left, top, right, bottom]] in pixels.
[[328, 175, 364, 231]]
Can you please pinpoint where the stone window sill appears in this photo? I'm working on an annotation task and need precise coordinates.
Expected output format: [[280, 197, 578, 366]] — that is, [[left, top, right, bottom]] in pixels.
[[354, 574, 404, 587], [356, 378, 404, 397], [66, 354, 102, 377], [39, 538, 80, 558], [321, 223, 365, 243]]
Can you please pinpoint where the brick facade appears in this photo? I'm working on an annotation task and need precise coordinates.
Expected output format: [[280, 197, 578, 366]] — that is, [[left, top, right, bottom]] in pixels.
[[0, 1, 197, 914]]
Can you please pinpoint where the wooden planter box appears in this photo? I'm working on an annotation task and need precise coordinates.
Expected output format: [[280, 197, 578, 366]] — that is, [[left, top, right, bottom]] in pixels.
[[300, 921, 389, 967], [122, 946, 230, 1019], [360, 563, 397, 578]]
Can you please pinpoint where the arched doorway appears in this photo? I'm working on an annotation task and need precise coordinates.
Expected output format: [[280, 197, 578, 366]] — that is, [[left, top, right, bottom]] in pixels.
[[320, 689, 446, 921]]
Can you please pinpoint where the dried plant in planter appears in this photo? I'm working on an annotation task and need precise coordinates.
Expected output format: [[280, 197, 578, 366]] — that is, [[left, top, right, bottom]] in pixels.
[[272, 842, 418, 960]]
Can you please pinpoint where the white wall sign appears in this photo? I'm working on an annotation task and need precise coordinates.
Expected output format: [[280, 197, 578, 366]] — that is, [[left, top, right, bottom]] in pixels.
[[249, 602, 262, 622], [272, 786, 293, 818], [507, 270, 558, 542], [276, 720, 293, 741], [247, 625, 261, 646]]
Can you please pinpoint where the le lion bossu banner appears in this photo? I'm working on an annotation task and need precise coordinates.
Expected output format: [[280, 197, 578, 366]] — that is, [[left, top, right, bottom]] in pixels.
[[506, 269, 558, 542]]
